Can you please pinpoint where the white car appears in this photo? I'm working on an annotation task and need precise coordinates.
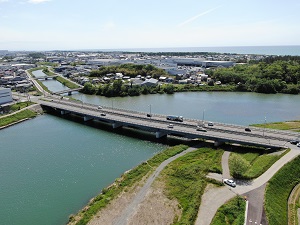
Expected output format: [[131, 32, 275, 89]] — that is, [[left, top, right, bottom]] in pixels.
[[196, 126, 207, 132], [208, 122, 214, 126], [168, 124, 174, 128], [223, 179, 236, 187], [297, 143, 300, 148]]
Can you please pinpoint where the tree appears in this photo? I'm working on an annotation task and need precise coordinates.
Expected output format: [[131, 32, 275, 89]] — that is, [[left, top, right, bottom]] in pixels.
[[82, 82, 96, 94], [163, 84, 174, 94], [229, 154, 250, 179]]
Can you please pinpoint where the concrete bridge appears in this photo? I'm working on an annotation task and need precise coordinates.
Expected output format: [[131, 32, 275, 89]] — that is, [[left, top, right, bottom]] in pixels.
[[34, 75, 59, 80], [52, 88, 83, 96], [39, 97, 299, 149]]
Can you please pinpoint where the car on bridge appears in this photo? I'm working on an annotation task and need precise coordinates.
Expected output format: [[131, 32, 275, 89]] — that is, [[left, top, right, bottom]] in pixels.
[[168, 124, 174, 128], [290, 140, 299, 145], [100, 113, 106, 116], [196, 126, 207, 132], [223, 179, 236, 187], [245, 127, 251, 132], [208, 122, 214, 126]]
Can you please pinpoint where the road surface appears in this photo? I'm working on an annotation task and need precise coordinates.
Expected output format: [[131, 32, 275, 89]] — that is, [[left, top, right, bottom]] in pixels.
[[196, 144, 300, 225]]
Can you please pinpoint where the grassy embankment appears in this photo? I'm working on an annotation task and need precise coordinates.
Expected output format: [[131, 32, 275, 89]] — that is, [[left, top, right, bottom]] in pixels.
[[229, 148, 289, 179], [161, 147, 224, 224], [68, 144, 189, 225], [0, 110, 37, 127], [55, 76, 80, 89], [210, 196, 246, 225], [174, 83, 236, 92], [252, 120, 300, 132], [0, 102, 37, 127], [252, 120, 300, 224], [265, 155, 300, 225]]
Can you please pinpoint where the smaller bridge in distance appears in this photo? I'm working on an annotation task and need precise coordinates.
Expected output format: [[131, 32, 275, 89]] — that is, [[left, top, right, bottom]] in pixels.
[[52, 88, 83, 96], [34, 75, 59, 80]]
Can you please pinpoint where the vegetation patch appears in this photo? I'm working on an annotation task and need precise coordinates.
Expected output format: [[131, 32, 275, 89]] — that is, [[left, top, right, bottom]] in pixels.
[[210, 196, 246, 225], [55, 76, 80, 89], [265, 155, 300, 225], [5, 101, 35, 113], [206, 56, 300, 94], [0, 109, 37, 127], [229, 149, 287, 179], [161, 147, 223, 225], [252, 120, 300, 132], [68, 144, 189, 225]]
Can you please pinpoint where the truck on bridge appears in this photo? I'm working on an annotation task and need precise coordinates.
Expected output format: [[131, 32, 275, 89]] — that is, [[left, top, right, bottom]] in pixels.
[[166, 115, 183, 122]]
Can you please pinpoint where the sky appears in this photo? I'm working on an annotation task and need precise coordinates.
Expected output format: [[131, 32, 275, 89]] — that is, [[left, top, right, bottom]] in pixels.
[[0, 0, 300, 51]]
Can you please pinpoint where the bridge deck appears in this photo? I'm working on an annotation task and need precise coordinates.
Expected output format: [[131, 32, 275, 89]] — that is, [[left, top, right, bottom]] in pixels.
[[39, 97, 299, 149]]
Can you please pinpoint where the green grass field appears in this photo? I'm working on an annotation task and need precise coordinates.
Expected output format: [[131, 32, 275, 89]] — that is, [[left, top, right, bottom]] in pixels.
[[55, 76, 80, 89], [0, 109, 37, 127], [162, 147, 223, 224], [265, 155, 300, 225], [211, 196, 246, 225], [252, 120, 300, 132], [229, 147, 288, 179]]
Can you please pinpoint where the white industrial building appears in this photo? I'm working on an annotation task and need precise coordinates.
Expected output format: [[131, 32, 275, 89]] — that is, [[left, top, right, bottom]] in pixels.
[[0, 88, 13, 105]]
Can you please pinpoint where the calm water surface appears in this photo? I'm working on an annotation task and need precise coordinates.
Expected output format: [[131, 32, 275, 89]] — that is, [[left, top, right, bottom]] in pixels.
[[73, 92, 300, 126], [0, 115, 164, 225]]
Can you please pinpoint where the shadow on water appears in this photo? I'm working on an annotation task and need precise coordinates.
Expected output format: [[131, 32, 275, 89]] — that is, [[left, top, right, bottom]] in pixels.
[[43, 107, 200, 147]]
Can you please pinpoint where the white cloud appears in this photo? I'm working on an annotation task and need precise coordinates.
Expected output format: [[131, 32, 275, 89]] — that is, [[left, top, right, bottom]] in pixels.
[[27, 0, 50, 4], [0, 0, 9, 3], [178, 5, 222, 27]]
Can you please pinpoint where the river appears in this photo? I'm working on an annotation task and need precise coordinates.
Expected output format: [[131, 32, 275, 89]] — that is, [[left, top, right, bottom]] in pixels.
[[1, 70, 299, 225]]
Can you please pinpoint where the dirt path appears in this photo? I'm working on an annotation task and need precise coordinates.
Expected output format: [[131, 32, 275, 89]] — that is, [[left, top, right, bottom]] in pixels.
[[88, 144, 201, 225]]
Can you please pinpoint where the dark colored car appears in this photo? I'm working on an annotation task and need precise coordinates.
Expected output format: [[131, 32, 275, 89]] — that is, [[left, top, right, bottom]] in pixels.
[[290, 140, 299, 145], [245, 128, 251, 132]]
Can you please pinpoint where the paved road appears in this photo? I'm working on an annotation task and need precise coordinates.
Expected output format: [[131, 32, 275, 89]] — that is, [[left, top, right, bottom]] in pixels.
[[196, 144, 300, 225], [244, 184, 267, 225], [222, 151, 231, 179], [112, 145, 201, 225]]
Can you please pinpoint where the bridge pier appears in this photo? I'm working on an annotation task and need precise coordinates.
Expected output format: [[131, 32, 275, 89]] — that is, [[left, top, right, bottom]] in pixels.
[[214, 140, 224, 147], [156, 130, 168, 138], [112, 122, 123, 129], [83, 116, 93, 122], [60, 110, 70, 115]]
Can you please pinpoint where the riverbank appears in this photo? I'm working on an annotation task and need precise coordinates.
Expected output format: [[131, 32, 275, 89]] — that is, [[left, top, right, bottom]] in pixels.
[[67, 118, 299, 225], [0, 103, 43, 129]]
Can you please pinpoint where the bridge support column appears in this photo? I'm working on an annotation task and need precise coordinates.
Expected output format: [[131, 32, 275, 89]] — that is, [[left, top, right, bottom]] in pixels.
[[60, 110, 70, 115], [112, 122, 123, 129], [156, 130, 168, 138], [214, 140, 224, 147], [84, 116, 93, 122]]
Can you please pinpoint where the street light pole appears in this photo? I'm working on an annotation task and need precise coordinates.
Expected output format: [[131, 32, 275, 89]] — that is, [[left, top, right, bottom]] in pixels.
[[263, 116, 266, 137], [149, 104, 152, 115], [202, 109, 205, 127]]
